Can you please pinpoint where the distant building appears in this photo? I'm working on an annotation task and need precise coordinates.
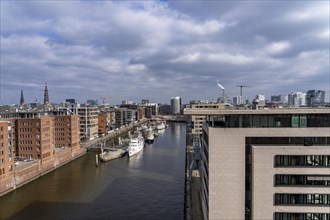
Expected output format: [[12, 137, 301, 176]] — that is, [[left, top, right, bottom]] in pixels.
[[288, 92, 306, 107], [159, 104, 171, 115], [58, 106, 98, 141], [184, 108, 330, 220], [86, 99, 98, 106], [143, 103, 158, 118], [306, 90, 326, 107], [20, 90, 25, 106], [271, 95, 288, 104], [136, 107, 145, 120], [65, 99, 76, 104], [170, 97, 181, 114], [44, 82, 50, 105], [190, 100, 209, 105], [98, 113, 108, 136], [141, 99, 149, 105], [233, 96, 243, 106], [255, 94, 266, 107], [122, 100, 134, 105]]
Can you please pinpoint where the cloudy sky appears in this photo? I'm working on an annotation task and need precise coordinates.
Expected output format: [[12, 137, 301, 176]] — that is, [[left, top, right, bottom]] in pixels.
[[1, 1, 329, 105]]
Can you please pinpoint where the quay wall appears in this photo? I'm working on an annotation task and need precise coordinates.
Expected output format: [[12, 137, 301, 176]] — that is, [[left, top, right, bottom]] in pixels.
[[0, 148, 86, 197], [0, 119, 147, 197]]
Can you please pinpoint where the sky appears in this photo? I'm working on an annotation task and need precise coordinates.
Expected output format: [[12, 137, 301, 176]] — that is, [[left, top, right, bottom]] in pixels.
[[1, 1, 329, 105]]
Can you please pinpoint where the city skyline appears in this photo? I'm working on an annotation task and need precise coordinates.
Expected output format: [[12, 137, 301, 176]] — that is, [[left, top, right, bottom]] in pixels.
[[1, 1, 329, 104]]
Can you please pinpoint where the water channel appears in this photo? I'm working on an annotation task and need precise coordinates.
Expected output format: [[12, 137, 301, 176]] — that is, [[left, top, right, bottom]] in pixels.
[[0, 122, 186, 220]]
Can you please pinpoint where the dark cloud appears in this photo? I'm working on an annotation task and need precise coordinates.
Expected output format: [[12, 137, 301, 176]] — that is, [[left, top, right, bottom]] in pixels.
[[1, 1, 329, 104]]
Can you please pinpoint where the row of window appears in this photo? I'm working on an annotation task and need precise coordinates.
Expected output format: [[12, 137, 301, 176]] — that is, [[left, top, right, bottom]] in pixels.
[[275, 155, 330, 167], [222, 114, 330, 128], [275, 175, 330, 187], [274, 194, 330, 205], [274, 212, 330, 220], [19, 147, 33, 151]]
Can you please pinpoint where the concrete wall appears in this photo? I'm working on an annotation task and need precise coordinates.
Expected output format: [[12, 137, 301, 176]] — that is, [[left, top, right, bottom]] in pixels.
[[207, 127, 329, 220], [252, 145, 330, 219]]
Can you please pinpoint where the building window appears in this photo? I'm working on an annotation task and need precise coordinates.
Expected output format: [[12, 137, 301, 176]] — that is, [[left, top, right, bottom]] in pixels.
[[274, 212, 330, 220], [275, 155, 330, 167], [275, 175, 330, 187], [274, 193, 330, 206]]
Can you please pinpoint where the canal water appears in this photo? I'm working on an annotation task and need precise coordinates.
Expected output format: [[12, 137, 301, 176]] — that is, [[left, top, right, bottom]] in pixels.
[[0, 123, 186, 220]]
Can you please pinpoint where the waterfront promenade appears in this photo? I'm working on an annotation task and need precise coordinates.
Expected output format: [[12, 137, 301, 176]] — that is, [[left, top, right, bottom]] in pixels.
[[0, 119, 148, 197]]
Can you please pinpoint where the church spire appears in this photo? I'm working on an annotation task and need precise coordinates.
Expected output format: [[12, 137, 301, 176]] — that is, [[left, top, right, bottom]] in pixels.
[[44, 82, 49, 105], [20, 89, 25, 106]]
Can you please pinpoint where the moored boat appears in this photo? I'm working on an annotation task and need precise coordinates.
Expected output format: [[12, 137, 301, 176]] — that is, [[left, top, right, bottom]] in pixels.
[[127, 136, 145, 157]]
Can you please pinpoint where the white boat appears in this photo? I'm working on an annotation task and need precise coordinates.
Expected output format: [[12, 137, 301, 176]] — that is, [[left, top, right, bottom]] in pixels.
[[127, 136, 144, 157], [156, 123, 165, 130], [146, 128, 154, 143]]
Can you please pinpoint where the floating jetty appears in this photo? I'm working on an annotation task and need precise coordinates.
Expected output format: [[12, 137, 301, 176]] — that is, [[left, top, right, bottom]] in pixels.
[[100, 149, 127, 162]]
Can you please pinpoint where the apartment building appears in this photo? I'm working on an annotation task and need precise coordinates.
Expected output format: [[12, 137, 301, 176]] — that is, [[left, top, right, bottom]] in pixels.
[[0, 121, 15, 180], [98, 113, 108, 135], [15, 117, 55, 163], [184, 108, 330, 220], [54, 115, 80, 151], [58, 106, 98, 141]]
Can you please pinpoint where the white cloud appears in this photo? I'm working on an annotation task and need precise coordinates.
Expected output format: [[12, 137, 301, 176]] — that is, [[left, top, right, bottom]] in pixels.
[[1, 1, 329, 104], [265, 41, 290, 55]]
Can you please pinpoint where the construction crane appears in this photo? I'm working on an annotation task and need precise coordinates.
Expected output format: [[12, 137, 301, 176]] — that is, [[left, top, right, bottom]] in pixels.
[[237, 85, 251, 98]]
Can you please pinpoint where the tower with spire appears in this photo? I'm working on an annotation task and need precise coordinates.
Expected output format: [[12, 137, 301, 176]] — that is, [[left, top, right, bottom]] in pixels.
[[20, 89, 25, 106], [44, 82, 49, 105]]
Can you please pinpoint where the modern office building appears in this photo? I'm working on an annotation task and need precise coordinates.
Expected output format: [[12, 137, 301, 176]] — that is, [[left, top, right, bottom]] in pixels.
[[171, 97, 181, 115], [271, 95, 289, 105], [306, 90, 326, 107], [288, 92, 306, 107], [184, 108, 330, 220]]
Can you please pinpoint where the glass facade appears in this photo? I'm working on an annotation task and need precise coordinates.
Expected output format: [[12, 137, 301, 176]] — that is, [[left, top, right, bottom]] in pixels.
[[275, 174, 330, 187], [275, 155, 330, 167], [274, 193, 330, 205], [208, 114, 330, 128], [274, 212, 330, 220]]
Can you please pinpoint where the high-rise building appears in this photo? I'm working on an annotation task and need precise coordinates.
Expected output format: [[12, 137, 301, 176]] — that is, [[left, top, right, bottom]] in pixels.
[[306, 90, 326, 107], [288, 92, 306, 107], [233, 96, 243, 106], [170, 97, 181, 115], [184, 108, 330, 220], [20, 90, 25, 106], [43, 82, 49, 105]]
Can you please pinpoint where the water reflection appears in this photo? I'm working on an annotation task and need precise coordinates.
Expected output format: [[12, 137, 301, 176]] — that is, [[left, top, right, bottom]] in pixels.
[[0, 122, 186, 220]]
